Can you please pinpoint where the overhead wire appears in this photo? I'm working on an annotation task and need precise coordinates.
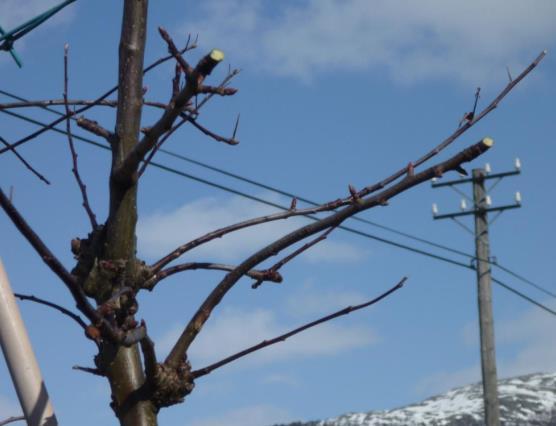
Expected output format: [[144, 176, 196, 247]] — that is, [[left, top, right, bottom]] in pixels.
[[0, 91, 555, 315]]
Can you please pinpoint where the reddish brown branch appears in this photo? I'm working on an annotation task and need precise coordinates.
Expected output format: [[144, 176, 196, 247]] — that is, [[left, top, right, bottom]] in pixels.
[[0, 135, 50, 184], [149, 199, 345, 274], [14, 292, 88, 330], [72, 365, 105, 377], [191, 277, 407, 378], [113, 29, 233, 182], [197, 85, 237, 96], [252, 226, 336, 289], [165, 137, 493, 367], [138, 67, 241, 177], [0, 416, 25, 426], [76, 117, 114, 142], [143, 262, 282, 291], [63, 45, 98, 230], [354, 50, 546, 200], [188, 116, 239, 145]]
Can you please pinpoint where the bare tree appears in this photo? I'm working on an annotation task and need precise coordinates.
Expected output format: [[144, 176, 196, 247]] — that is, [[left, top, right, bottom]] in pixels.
[[0, 2, 545, 426]]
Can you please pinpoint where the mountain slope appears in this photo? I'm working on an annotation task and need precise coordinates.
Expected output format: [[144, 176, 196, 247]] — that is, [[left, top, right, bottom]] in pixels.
[[273, 372, 556, 426]]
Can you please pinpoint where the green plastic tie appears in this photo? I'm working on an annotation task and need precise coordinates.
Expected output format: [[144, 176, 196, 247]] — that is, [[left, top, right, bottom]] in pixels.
[[0, 0, 77, 68]]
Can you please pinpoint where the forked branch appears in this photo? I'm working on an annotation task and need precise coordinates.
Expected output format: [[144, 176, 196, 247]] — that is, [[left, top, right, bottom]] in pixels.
[[354, 50, 546, 200], [0, 38, 198, 155], [114, 28, 235, 182], [191, 277, 407, 378], [165, 137, 494, 367], [144, 262, 282, 291], [252, 226, 336, 289]]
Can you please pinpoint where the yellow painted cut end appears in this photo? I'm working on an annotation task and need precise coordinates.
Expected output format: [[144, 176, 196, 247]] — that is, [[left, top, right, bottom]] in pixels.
[[210, 49, 225, 62], [482, 137, 494, 147]]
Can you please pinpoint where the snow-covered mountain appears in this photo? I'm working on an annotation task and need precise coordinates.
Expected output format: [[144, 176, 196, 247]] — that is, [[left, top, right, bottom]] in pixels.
[[273, 372, 556, 426]]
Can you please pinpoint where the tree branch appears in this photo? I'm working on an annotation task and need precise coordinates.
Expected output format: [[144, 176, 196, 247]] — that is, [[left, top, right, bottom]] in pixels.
[[0, 416, 25, 426], [76, 117, 114, 142], [354, 50, 547, 200], [252, 226, 335, 289], [187, 115, 239, 145], [143, 262, 282, 291], [14, 292, 88, 330], [72, 365, 105, 377], [0, 187, 141, 346], [165, 137, 493, 367], [0, 135, 50, 184], [63, 44, 98, 230], [113, 28, 231, 182], [149, 198, 346, 274], [138, 67, 241, 177], [0, 40, 197, 156], [191, 277, 407, 378]]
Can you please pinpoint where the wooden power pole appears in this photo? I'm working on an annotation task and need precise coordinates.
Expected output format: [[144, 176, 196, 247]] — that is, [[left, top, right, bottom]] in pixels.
[[472, 168, 500, 426], [431, 156, 523, 426]]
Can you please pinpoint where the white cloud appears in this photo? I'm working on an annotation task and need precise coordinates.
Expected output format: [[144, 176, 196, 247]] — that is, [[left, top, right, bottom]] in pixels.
[[137, 194, 366, 264], [182, 0, 555, 84], [189, 404, 293, 426], [157, 306, 377, 367]]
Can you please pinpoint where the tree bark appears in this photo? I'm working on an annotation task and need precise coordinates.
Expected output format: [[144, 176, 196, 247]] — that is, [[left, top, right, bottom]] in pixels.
[[100, 1, 157, 425]]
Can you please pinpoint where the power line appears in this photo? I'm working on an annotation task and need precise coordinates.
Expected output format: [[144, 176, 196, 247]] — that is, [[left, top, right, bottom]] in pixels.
[[1, 96, 554, 316]]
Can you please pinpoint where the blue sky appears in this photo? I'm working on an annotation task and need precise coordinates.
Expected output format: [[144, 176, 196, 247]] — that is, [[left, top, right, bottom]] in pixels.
[[1, 1, 555, 425]]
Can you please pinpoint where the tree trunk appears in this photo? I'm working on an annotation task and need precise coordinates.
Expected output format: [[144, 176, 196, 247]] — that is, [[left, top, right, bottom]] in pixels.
[[99, 1, 157, 425]]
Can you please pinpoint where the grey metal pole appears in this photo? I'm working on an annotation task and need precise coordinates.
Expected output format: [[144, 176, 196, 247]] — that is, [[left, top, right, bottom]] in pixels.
[[0, 259, 58, 426], [472, 169, 501, 426]]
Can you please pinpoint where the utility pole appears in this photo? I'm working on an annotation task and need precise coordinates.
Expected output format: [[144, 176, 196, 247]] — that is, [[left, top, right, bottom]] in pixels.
[[431, 157, 522, 426]]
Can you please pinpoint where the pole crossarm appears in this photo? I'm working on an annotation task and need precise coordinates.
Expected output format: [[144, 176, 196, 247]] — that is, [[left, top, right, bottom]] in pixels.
[[433, 203, 521, 220], [431, 169, 520, 188]]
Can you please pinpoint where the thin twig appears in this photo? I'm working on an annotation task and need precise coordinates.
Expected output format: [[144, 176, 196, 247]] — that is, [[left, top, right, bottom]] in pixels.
[[138, 67, 241, 177], [72, 365, 105, 377], [0, 135, 50, 184], [191, 277, 407, 378], [14, 292, 87, 330], [0, 416, 25, 426], [114, 28, 234, 181], [354, 50, 547, 199], [63, 44, 98, 230], [252, 226, 336, 289], [144, 262, 282, 291], [0, 42, 197, 155], [188, 115, 239, 145]]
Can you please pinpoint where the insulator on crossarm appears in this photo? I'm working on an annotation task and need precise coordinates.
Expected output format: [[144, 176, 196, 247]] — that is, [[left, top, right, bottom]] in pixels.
[[460, 199, 467, 211], [432, 203, 438, 215], [515, 158, 521, 171], [515, 191, 522, 204]]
